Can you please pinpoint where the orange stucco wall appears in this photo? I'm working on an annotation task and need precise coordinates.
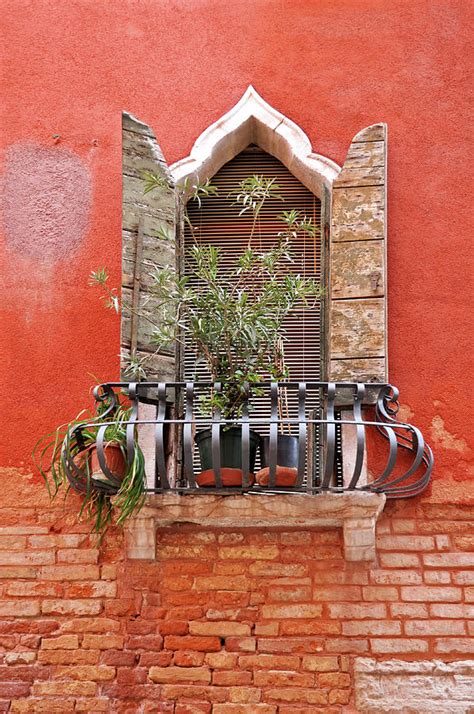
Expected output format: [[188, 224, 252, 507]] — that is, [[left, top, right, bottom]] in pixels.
[[1, 0, 472, 492]]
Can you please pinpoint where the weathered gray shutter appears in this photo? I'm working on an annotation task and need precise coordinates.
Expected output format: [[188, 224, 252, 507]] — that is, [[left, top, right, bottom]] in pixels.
[[329, 123, 387, 385], [121, 112, 177, 381]]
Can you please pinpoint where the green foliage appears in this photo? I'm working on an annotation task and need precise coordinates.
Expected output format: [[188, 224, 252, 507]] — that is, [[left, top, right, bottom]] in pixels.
[[33, 397, 146, 541]]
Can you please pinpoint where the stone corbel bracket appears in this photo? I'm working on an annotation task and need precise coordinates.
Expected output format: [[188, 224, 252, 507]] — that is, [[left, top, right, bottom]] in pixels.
[[125, 492, 386, 562]]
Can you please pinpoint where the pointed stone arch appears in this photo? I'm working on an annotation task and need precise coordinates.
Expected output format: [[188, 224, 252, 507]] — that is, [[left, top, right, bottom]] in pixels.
[[170, 85, 340, 198]]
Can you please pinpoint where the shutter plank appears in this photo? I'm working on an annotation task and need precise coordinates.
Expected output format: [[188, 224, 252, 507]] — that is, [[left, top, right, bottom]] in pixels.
[[121, 112, 176, 380], [330, 123, 387, 387]]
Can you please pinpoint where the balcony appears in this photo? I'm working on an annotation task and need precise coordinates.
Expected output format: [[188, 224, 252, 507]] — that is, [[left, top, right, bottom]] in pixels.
[[64, 381, 433, 561]]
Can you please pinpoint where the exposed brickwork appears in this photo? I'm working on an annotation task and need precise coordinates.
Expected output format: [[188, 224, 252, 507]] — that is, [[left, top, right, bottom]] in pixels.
[[0, 472, 472, 711]]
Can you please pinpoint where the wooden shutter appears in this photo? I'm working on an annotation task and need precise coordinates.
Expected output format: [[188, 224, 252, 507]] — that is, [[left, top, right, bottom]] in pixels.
[[329, 123, 387, 386], [121, 112, 177, 381]]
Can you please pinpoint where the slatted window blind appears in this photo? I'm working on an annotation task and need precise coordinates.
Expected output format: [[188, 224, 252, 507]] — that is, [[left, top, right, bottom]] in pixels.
[[183, 146, 323, 477]]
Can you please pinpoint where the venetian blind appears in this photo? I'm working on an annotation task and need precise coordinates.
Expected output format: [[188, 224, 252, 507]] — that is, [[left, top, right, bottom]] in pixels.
[[183, 146, 323, 475]]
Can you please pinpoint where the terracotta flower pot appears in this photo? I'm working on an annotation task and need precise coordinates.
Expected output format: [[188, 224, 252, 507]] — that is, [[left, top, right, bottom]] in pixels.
[[89, 443, 127, 484], [196, 467, 255, 488], [255, 465, 298, 487]]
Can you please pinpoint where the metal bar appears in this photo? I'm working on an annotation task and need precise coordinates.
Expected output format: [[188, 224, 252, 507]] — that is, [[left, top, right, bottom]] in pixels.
[[348, 383, 366, 489], [268, 382, 279, 489], [321, 382, 336, 488], [130, 216, 144, 355], [296, 383, 306, 487], [241, 383, 250, 489], [211, 382, 222, 489], [183, 383, 195, 486], [155, 382, 169, 489]]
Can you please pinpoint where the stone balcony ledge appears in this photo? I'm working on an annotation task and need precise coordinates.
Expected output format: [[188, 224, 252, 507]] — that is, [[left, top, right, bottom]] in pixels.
[[125, 491, 386, 562]]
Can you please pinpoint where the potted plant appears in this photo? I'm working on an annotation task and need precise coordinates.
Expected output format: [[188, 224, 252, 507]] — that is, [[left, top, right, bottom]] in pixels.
[[91, 174, 324, 487], [34, 388, 146, 539]]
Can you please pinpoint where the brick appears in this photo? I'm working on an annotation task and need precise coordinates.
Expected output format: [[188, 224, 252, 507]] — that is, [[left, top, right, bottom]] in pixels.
[[260, 604, 322, 619], [435, 535, 451, 551], [280, 621, 341, 636], [267, 586, 312, 602], [38, 649, 100, 665], [41, 599, 102, 615], [127, 635, 164, 651], [371, 569, 422, 584], [205, 652, 237, 669], [453, 571, 474, 585], [149, 666, 211, 683], [404, 620, 466, 635], [218, 546, 279, 560], [6, 581, 62, 597], [254, 623, 279, 636], [175, 705, 211, 714], [280, 532, 312, 545], [60, 617, 120, 633], [423, 553, 473, 568], [0, 550, 54, 565], [213, 706, 275, 714], [370, 638, 428, 653], [159, 620, 189, 636], [0, 600, 40, 616], [82, 633, 124, 649], [225, 637, 256, 652], [239, 654, 300, 670], [10, 698, 75, 712], [173, 651, 204, 666], [265, 688, 327, 705], [0, 566, 37, 579], [392, 519, 416, 533], [32, 681, 97, 696], [41, 634, 79, 649], [140, 651, 173, 667], [214, 563, 247, 575], [466, 588, 474, 602], [213, 670, 252, 685], [218, 533, 245, 544], [258, 638, 323, 654], [301, 656, 339, 672], [28, 534, 84, 548], [325, 638, 369, 653], [434, 638, 474, 653], [57, 549, 98, 564], [424, 570, 451, 584], [328, 603, 386, 619], [430, 604, 474, 618], [318, 672, 351, 687], [248, 563, 308, 577], [189, 621, 251, 637], [401, 586, 462, 602], [376, 536, 435, 551], [53, 665, 116, 681], [362, 586, 399, 601], [228, 686, 262, 703], [40, 565, 100, 581], [75, 699, 109, 712], [313, 586, 361, 601], [0, 535, 27, 549], [194, 576, 250, 591], [164, 635, 221, 652], [379, 553, 420, 568], [162, 576, 194, 591], [329, 689, 351, 705], [4, 652, 36, 665], [390, 603, 429, 618], [453, 535, 474, 550], [342, 620, 401, 636], [254, 670, 314, 687], [157, 545, 217, 559]]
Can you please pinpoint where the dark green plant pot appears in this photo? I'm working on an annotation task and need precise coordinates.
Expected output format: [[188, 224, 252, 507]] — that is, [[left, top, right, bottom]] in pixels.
[[195, 427, 260, 472]]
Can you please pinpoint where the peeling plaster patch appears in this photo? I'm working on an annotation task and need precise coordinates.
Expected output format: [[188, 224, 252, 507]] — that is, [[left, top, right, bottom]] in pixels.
[[398, 403, 414, 422], [430, 415, 470, 454], [1, 144, 91, 260]]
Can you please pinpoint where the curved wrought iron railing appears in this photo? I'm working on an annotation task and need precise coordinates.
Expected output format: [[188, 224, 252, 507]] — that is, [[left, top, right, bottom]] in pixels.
[[63, 381, 433, 499]]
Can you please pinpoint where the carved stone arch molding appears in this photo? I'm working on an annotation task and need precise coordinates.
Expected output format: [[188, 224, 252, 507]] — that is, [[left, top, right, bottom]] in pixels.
[[122, 87, 388, 386]]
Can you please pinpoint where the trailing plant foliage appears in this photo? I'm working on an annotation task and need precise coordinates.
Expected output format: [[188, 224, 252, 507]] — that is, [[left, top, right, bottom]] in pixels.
[[33, 394, 146, 540], [91, 173, 324, 419]]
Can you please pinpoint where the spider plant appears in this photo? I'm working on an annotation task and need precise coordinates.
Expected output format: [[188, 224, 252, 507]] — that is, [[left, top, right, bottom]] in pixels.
[[33, 395, 146, 541]]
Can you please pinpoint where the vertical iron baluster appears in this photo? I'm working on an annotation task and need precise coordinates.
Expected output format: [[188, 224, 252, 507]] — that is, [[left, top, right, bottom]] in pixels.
[[183, 383, 195, 487], [241, 382, 250, 490], [155, 383, 169, 489], [296, 383, 307, 487], [268, 382, 279, 489], [126, 382, 138, 469], [211, 382, 222, 489], [322, 382, 336, 488], [348, 383, 366, 489]]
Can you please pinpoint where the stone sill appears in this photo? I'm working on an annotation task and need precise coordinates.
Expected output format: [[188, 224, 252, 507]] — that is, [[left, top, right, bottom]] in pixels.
[[125, 491, 386, 562]]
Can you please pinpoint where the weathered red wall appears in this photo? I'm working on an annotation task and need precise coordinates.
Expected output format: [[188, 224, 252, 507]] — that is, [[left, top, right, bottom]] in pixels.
[[0, 1, 473, 711]]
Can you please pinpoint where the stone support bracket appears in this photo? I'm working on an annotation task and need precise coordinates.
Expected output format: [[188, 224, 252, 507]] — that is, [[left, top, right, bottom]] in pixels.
[[125, 492, 385, 562]]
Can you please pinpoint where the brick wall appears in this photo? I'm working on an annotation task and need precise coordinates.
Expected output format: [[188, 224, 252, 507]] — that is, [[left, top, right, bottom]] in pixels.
[[0, 470, 472, 712]]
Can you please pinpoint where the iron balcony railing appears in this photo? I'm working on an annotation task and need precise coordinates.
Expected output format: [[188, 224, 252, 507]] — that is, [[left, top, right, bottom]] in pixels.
[[64, 381, 433, 499]]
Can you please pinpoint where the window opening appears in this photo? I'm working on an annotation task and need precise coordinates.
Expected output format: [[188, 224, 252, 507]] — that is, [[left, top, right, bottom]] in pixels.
[[183, 146, 324, 480]]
